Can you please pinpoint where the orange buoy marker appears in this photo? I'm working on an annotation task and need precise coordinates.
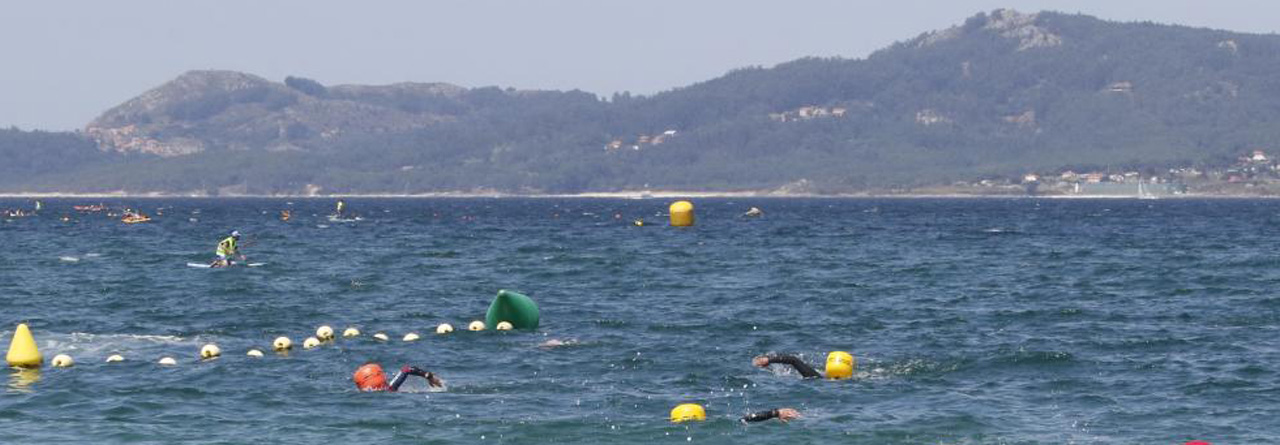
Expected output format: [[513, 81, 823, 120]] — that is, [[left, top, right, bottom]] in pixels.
[[669, 201, 694, 227], [6, 323, 43, 368], [670, 403, 706, 423]]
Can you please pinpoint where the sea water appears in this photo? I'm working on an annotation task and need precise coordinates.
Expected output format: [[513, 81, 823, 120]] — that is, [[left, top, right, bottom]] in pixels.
[[0, 198, 1276, 443]]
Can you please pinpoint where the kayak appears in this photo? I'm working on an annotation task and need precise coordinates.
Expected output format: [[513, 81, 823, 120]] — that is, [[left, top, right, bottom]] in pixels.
[[485, 290, 539, 330]]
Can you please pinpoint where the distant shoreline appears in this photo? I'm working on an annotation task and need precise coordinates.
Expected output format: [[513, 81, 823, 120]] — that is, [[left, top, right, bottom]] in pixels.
[[1, 191, 1278, 199]]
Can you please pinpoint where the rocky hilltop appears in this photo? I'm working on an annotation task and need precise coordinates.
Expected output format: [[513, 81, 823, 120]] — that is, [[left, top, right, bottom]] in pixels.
[[6, 9, 1280, 195]]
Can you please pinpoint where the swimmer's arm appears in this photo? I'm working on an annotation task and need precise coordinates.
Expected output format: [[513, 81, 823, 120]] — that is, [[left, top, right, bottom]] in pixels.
[[741, 408, 800, 423], [390, 366, 443, 391], [755, 354, 822, 378]]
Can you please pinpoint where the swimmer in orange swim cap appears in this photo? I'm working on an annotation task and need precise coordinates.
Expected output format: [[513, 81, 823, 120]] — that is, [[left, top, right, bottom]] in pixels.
[[353, 363, 443, 392]]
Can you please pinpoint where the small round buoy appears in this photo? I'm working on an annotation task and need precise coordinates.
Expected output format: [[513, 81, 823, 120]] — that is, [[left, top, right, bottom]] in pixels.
[[200, 344, 221, 359], [825, 351, 855, 380], [316, 325, 335, 341], [496, 321, 514, 331], [373, 332, 389, 341], [436, 323, 454, 334], [303, 337, 321, 349], [468, 320, 486, 331], [158, 357, 177, 366], [633, 219, 644, 227], [105, 354, 124, 363], [273, 336, 293, 351], [246, 349, 264, 358], [342, 327, 360, 338], [51, 354, 75, 368], [670, 403, 706, 423], [403, 333, 421, 342], [669, 201, 694, 227]]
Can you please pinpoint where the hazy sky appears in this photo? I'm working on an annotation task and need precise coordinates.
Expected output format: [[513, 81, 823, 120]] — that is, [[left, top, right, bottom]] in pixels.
[[3, 0, 1277, 130]]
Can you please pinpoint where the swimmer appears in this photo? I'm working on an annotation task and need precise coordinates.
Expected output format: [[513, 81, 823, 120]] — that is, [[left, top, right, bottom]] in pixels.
[[538, 338, 579, 349], [753, 351, 855, 380], [752, 354, 822, 378], [353, 363, 443, 392], [741, 408, 801, 423]]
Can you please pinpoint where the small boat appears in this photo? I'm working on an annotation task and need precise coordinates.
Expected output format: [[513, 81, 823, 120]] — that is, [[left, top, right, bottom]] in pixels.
[[122, 213, 152, 224]]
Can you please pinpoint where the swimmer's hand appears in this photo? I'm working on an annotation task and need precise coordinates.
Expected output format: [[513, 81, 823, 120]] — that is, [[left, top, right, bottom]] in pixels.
[[426, 373, 443, 388], [776, 408, 800, 423], [402, 365, 427, 377], [752, 356, 771, 367]]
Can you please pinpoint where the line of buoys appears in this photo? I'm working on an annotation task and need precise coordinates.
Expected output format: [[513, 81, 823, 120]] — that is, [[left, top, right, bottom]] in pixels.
[[468, 320, 486, 331], [436, 323, 454, 334], [303, 337, 321, 349], [373, 332, 389, 341], [496, 321, 513, 331], [200, 344, 221, 359], [342, 327, 360, 338], [246, 349, 264, 358], [51, 354, 74, 368], [106, 354, 124, 363], [158, 357, 177, 366], [6, 323, 43, 368], [273, 336, 293, 351], [402, 333, 421, 342], [316, 326, 335, 341]]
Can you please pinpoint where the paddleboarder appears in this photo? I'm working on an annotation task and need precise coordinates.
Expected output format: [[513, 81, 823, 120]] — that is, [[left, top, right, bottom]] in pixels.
[[212, 230, 242, 267]]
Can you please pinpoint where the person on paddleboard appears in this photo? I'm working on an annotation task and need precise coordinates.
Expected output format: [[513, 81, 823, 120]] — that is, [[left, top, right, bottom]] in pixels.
[[212, 230, 243, 267], [353, 363, 443, 392]]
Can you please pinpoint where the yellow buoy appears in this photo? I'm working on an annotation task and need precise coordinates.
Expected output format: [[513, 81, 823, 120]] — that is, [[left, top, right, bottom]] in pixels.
[[402, 333, 421, 342], [6, 323, 43, 368], [669, 201, 694, 227], [342, 327, 361, 338], [273, 336, 293, 351], [105, 354, 125, 363], [435, 323, 454, 335], [316, 325, 335, 341], [158, 357, 177, 366], [373, 332, 389, 341], [825, 351, 856, 380], [468, 320, 486, 331], [303, 337, 321, 349], [670, 403, 706, 423], [51, 354, 74, 368], [200, 344, 221, 359], [496, 321, 514, 331], [246, 349, 264, 358]]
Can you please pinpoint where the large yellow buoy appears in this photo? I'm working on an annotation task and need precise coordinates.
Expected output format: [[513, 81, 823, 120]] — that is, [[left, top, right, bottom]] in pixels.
[[6, 323, 43, 368], [825, 351, 856, 380], [670, 403, 706, 422], [669, 201, 694, 227]]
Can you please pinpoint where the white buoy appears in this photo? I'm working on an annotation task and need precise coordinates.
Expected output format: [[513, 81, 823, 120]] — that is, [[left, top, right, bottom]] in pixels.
[[496, 321, 514, 331], [246, 349, 264, 358], [403, 332, 421, 342], [373, 332, 389, 341], [200, 344, 221, 359], [342, 327, 360, 338], [51, 354, 75, 368], [436, 323, 454, 334], [468, 320, 486, 331], [303, 337, 321, 349], [105, 354, 125, 363], [273, 336, 293, 351], [158, 357, 177, 365], [316, 325, 335, 341]]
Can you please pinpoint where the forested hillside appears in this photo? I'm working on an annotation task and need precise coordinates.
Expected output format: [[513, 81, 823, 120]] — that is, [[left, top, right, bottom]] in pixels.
[[7, 10, 1280, 195]]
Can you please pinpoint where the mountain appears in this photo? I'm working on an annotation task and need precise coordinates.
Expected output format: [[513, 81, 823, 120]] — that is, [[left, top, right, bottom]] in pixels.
[[10, 9, 1280, 195]]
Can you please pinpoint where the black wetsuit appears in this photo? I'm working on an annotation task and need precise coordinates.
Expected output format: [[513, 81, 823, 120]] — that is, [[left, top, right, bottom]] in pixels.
[[741, 409, 785, 423], [387, 366, 433, 392], [762, 354, 822, 378]]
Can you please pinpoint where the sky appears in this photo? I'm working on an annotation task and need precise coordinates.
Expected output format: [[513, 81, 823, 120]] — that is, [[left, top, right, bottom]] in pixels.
[[2, 0, 1278, 130]]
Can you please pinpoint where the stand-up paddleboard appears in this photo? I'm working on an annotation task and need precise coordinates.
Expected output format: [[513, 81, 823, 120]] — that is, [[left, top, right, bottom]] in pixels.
[[187, 262, 266, 268], [485, 290, 539, 330]]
